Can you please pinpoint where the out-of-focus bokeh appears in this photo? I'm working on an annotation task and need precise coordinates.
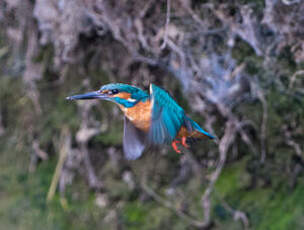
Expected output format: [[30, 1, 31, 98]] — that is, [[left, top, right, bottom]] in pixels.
[[0, 0, 304, 229]]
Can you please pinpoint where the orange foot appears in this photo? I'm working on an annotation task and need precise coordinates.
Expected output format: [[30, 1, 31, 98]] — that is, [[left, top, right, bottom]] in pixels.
[[171, 140, 181, 154], [181, 136, 189, 148]]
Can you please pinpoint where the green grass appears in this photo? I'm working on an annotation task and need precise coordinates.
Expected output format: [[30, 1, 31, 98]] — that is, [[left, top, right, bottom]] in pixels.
[[214, 159, 304, 230]]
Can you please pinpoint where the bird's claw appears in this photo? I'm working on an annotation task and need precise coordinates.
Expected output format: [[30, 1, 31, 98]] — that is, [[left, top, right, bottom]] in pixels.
[[181, 136, 189, 148], [171, 137, 189, 154], [171, 140, 181, 153]]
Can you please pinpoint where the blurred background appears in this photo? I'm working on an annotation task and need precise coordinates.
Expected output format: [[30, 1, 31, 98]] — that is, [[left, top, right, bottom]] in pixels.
[[0, 0, 304, 229]]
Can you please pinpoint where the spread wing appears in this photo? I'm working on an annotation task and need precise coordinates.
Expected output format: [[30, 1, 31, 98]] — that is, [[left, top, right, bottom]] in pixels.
[[148, 84, 185, 145], [123, 117, 146, 160]]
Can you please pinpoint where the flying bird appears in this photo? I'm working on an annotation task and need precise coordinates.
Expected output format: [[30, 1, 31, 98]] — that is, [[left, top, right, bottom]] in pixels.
[[67, 83, 215, 160]]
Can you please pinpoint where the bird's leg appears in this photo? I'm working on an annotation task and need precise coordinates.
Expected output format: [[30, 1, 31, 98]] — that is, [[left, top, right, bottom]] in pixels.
[[181, 136, 189, 148], [171, 140, 181, 153]]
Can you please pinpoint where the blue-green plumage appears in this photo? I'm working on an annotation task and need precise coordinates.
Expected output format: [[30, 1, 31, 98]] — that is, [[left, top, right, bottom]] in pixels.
[[100, 83, 149, 101], [184, 116, 215, 139], [149, 84, 186, 145], [67, 83, 215, 160], [100, 83, 149, 108], [148, 84, 215, 145]]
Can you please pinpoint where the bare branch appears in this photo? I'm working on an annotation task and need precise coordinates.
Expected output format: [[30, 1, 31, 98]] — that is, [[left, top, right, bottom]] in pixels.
[[160, 0, 171, 50], [289, 70, 304, 90], [281, 0, 301, 5], [252, 82, 268, 163], [0, 109, 4, 137], [283, 125, 303, 156], [139, 0, 155, 18], [141, 182, 211, 228], [201, 122, 236, 226], [208, 4, 263, 56], [32, 140, 49, 162], [75, 100, 103, 190], [213, 189, 249, 229], [47, 127, 71, 202], [179, 0, 208, 28]]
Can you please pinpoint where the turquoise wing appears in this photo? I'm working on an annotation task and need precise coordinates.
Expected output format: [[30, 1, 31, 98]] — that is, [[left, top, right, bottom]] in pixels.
[[148, 84, 185, 145]]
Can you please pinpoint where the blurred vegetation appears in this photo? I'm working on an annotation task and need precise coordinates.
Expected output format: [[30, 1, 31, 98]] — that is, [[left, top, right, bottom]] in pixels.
[[1, 0, 304, 229]]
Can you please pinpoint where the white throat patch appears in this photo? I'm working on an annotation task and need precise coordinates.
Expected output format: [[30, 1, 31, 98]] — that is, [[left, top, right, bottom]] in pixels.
[[127, 98, 137, 102]]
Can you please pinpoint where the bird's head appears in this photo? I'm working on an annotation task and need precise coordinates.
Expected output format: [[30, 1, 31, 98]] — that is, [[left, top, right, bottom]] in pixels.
[[66, 83, 148, 108]]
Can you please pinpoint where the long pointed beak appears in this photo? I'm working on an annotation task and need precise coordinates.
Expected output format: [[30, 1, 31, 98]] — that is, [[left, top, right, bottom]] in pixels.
[[66, 91, 107, 100]]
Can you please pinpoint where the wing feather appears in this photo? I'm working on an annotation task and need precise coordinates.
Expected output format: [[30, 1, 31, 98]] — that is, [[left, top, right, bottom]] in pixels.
[[148, 84, 185, 145], [123, 117, 146, 160]]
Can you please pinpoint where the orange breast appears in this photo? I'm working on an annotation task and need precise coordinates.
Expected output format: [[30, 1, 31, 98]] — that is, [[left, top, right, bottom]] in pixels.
[[177, 126, 208, 139], [119, 100, 151, 132]]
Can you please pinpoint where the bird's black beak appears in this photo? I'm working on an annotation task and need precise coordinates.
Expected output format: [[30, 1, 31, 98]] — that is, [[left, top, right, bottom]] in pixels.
[[66, 91, 107, 100]]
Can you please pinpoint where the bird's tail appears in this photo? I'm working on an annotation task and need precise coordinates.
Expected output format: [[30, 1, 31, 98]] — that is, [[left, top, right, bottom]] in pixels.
[[184, 116, 216, 139]]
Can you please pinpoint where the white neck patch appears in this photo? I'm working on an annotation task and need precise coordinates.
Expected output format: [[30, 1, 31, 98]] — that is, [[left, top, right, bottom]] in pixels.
[[127, 98, 137, 102]]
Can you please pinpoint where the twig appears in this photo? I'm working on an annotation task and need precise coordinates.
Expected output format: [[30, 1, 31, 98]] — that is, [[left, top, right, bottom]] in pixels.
[[139, 0, 155, 18], [0, 109, 4, 136], [80, 142, 103, 189], [141, 122, 236, 228], [283, 125, 302, 156], [160, 0, 171, 50], [29, 140, 49, 173], [201, 121, 236, 227], [141, 182, 211, 228], [134, 19, 151, 51], [216, 102, 258, 157], [214, 190, 249, 229], [47, 127, 71, 202], [286, 139, 302, 156], [76, 100, 103, 189], [179, 0, 207, 28], [281, 0, 300, 5], [208, 4, 262, 56], [23, 22, 43, 115], [32, 140, 49, 160], [255, 84, 268, 163], [289, 70, 304, 90]]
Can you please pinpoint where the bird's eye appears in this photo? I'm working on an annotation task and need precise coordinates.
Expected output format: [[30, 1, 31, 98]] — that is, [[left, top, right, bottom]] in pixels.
[[110, 89, 119, 95]]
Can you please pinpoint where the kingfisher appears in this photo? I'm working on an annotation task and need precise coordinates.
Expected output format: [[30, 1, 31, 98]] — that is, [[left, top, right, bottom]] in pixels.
[[67, 83, 215, 160]]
